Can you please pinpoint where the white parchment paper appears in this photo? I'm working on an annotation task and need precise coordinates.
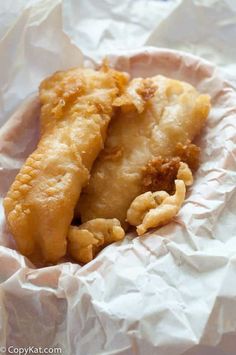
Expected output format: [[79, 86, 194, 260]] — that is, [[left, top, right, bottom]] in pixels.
[[0, 1, 236, 355]]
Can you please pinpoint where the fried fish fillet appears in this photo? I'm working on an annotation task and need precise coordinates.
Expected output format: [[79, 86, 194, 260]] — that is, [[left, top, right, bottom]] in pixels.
[[4, 66, 128, 263], [79, 75, 210, 227]]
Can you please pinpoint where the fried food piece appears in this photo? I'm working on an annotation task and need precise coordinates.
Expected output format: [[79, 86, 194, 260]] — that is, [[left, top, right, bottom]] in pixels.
[[126, 190, 168, 227], [127, 163, 192, 235], [142, 151, 195, 194], [127, 179, 186, 235], [113, 78, 157, 113], [68, 218, 125, 264], [4, 66, 128, 263], [177, 162, 193, 186], [175, 141, 200, 171], [79, 75, 210, 226], [142, 156, 181, 195]]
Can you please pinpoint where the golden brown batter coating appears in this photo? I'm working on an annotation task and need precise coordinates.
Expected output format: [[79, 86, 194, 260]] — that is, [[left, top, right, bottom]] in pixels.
[[142, 157, 181, 195], [4, 66, 128, 263], [175, 141, 200, 171], [142, 142, 199, 194], [79, 75, 210, 227]]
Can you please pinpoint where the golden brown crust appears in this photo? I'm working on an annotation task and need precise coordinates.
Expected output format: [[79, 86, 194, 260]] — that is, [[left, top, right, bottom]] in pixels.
[[79, 75, 210, 227], [4, 66, 129, 264], [142, 156, 181, 194], [113, 78, 157, 114], [175, 141, 200, 171], [136, 79, 157, 101], [142, 142, 200, 194]]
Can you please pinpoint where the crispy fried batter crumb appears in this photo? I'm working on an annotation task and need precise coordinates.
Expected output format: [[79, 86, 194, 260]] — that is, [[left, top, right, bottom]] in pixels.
[[177, 162, 193, 186], [142, 142, 200, 194], [128, 160, 193, 235], [142, 157, 181, 194], [136, 79, 157, 101], [127, 180, 186, 235], [175, 141, 200, 171], [113, 78, 157, 114], [67, 218, 125, 264]]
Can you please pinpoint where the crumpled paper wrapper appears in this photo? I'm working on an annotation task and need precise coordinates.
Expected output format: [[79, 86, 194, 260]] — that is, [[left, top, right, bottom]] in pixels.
[[0, 1, 236, 355]]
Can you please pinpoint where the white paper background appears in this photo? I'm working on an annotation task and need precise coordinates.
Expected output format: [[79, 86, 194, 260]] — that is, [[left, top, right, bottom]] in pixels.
[[0, 1, 236, 355]]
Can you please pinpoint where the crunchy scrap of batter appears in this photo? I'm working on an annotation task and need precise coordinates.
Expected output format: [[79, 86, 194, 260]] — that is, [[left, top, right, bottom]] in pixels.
[[142, 156, 181, 195], [68, 218, 125, 264], [127, 162, 193, 235], [127, 179, 186, 235], [175, 141, 200, 171], [113, 78, 157, 113], [142, 142, 199, 194], [177, 162, 193, 186], [4, 66, 129, 263]]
